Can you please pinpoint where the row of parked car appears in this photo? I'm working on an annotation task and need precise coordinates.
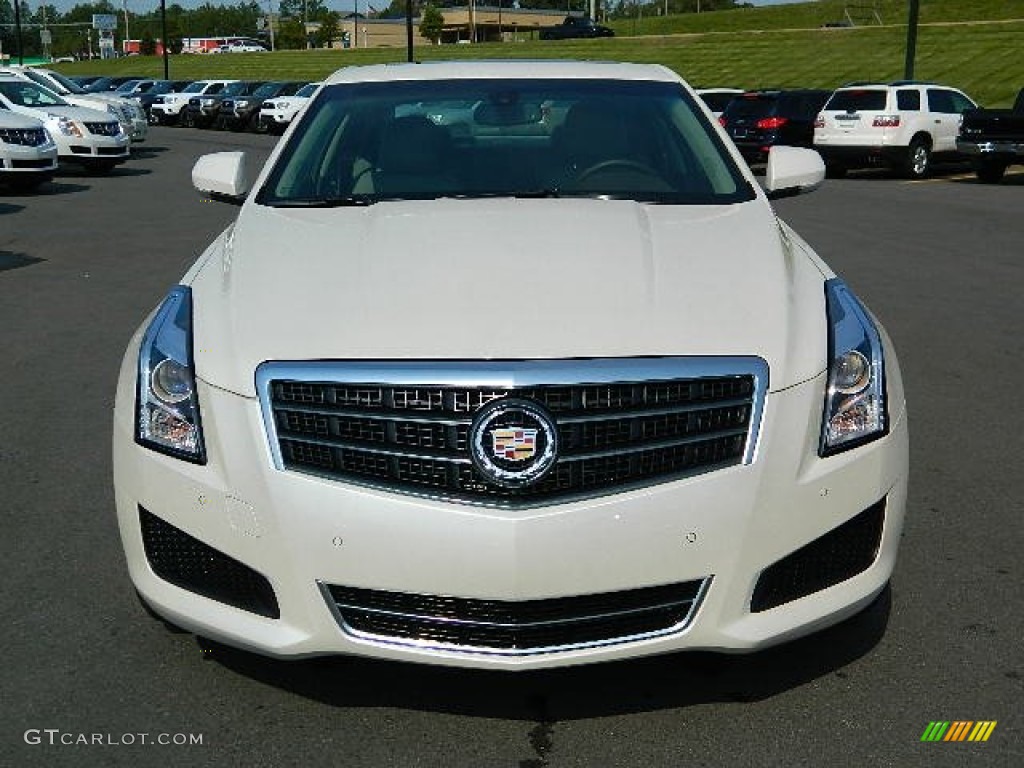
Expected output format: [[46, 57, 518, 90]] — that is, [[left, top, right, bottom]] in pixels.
[[0, 66, 150, 190], [697, 81, 1017, 183], [71, 75, 321, 135]]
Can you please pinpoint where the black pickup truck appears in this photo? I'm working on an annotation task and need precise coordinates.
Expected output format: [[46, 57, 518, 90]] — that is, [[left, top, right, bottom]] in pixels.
[[539, 16, 615, 40], [957, 87, 1024, 183]]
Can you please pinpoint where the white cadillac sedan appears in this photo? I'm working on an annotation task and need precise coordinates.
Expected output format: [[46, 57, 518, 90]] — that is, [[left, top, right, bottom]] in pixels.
[[0, 74, 129, 172], [113, 61, 908, 670], [0, 111, 58, 190]]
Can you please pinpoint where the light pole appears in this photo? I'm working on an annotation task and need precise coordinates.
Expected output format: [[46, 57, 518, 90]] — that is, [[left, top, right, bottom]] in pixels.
[[13, 0, 24, 65], [265, 0, 275, 51], [904, 0, 920, 80], [160, 0, 168, 78]]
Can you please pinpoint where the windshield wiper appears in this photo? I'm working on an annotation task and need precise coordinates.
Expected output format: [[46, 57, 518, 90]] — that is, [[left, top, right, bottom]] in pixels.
[[513, 188, 562, 198], [268, 195, 378, 208]]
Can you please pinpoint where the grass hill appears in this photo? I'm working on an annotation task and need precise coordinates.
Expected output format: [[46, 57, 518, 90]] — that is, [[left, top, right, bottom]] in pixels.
[[52, 0, 1024, 107]]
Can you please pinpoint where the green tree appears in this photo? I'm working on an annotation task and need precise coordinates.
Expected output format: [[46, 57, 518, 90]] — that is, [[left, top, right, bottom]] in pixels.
[[419, 3, 443, 43], [279, 0, 327, 21], [276, 16, 307, 49], [140, 31, 157, 55], [315, 11, 340, 48]]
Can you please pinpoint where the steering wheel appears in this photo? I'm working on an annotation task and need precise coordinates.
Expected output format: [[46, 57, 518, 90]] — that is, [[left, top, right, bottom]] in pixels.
[[571, 159, 663, 185]]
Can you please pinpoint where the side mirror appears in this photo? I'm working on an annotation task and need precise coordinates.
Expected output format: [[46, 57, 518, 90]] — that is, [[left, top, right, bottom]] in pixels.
[[764, 146, 826, 200], [192, 151, 249, 205]]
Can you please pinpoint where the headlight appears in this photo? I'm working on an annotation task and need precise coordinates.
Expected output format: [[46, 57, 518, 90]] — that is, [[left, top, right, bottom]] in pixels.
[[820, 278, 887, 455], [50, 115, 82, 137], [201, 97, 216, 106], [235, 99, 250, 108], [135, 286, 206, 463]]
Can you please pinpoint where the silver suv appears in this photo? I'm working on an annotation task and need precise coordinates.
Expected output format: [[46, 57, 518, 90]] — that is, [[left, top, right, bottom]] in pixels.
[[814, 81, 977, 178]]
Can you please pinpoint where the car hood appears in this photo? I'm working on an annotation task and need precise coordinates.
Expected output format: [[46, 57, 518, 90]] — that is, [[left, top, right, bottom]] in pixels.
[[188, 198, 829, 398], [0, 111, 45, 129], [33, 104, 116, 123]]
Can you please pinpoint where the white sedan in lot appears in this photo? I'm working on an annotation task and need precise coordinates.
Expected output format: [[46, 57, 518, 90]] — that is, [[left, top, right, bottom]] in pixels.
[[0, 66, 148, 143], [0, 75, 129, 172], [114, 60, 908, 670], [0, 111, 58, 190]]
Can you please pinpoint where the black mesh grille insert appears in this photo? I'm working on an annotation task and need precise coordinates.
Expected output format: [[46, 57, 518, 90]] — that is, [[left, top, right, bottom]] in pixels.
[[750, 499, 886, 613], [84, 122, 121, 136], [138, 506, 279, 619], [268, 371, 758, 507], [325, 580, 707, 653]]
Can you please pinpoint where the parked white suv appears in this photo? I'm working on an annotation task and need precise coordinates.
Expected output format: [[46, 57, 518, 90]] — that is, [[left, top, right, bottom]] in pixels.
[[814, 81, 977, 178], [258, 81, 319, 135], [0, 110, 58, 190], [150, 80, 238, 126], [0, 66, 148, 143]]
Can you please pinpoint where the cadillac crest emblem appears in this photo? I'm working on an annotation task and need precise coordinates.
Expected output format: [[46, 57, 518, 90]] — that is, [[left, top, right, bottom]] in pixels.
[[469, 398, 558, 488]]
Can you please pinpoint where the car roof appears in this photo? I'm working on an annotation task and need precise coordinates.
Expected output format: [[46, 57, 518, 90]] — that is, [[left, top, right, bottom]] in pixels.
[[838, 80, 941, 89], [323, 60, 682, 86]]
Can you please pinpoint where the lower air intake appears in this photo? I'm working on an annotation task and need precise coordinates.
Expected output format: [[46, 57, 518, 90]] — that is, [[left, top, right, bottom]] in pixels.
[[750, 499, 885, 613], [139, 506, 279, 619]]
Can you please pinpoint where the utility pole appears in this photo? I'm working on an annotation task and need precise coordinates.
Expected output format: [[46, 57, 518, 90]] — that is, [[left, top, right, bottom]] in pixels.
[[405, 0, 412, 61], [904, 0, 920, 80], [266, 0, 276, 51], [14, 0, 24, 65], [122, 0, 129, 51], [160, 0, 168, 78]]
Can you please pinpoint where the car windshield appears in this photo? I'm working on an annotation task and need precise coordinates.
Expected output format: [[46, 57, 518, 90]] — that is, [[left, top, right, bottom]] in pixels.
[[114, 80, 143, 93], [18, 68, 82, 95], [46, 69, 87, 94], [222, 81, 253, 97], [253, 82, 285, 99], [182, 82, 209, 94], [161, 81, 191, 94], [0, 80, 68, 108], [295, 83, 319, 98], [259, 78, 753, 207], [826, 89, 887, 111]]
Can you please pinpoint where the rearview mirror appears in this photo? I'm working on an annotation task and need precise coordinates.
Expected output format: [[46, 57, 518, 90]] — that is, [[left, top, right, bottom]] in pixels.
[[192, 151, 249, 205]]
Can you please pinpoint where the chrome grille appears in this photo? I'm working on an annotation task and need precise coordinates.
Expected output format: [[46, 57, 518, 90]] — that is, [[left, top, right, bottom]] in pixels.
[[84, 121, 120, 136], [322, 578, 709, 654], [258, 358, 768, 507], [0, 127, 48, 147]]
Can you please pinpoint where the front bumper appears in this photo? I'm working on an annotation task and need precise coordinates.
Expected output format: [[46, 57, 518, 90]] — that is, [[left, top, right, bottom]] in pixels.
[[56, 133, 130, 163], [0, 142, 58, 175], [114, 350, 908, 670], [259, 111, 294, 128], [127, 117, 148, 142]]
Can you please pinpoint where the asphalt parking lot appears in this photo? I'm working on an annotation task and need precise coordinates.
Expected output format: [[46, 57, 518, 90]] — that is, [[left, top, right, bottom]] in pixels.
[[1, 128, 1021, 768]]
